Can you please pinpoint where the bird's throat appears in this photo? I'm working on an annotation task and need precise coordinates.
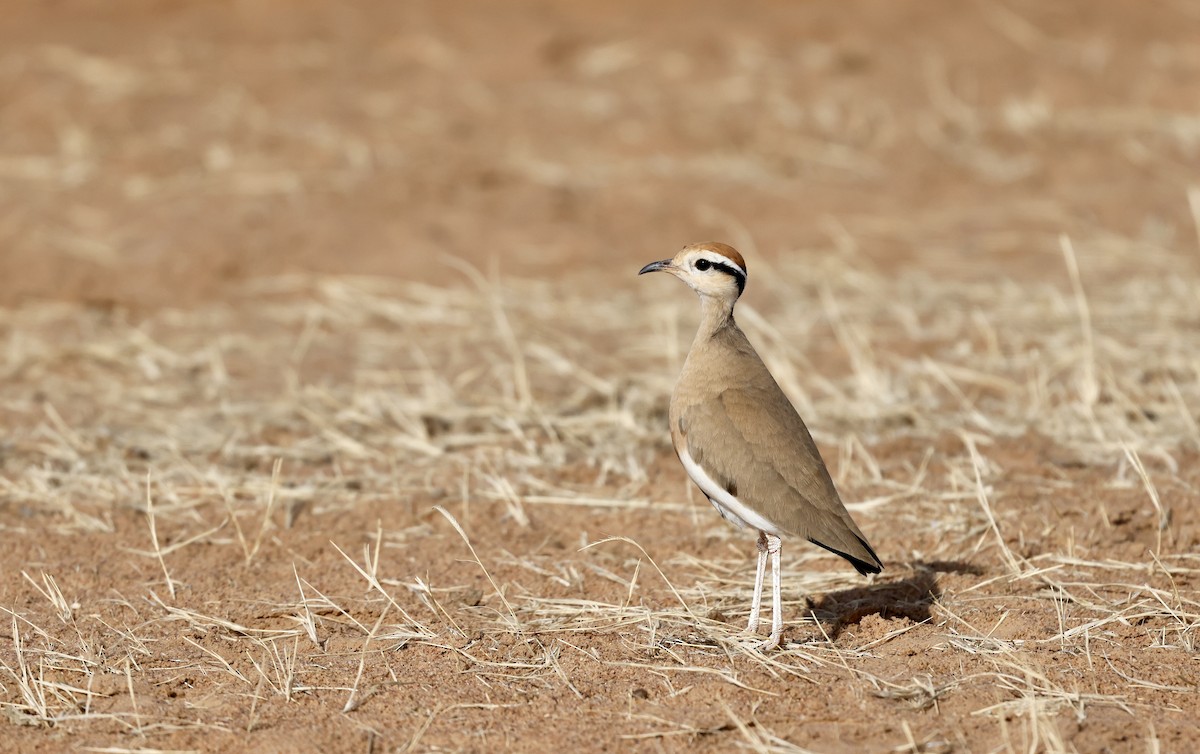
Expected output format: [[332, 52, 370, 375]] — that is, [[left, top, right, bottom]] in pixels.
[[696, 296, 736, 341]]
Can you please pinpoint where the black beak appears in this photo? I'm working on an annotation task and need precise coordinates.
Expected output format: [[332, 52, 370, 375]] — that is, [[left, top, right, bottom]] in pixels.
[[638, 259, 672, 275]]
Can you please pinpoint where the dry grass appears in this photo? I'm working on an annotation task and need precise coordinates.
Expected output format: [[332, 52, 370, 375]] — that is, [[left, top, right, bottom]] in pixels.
[[2, 1, 1200, 751], [2, 232, 1199, 750]]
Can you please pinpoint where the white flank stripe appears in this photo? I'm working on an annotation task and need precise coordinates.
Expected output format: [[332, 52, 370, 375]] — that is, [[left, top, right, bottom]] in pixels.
[[677, 447, 784, 537]]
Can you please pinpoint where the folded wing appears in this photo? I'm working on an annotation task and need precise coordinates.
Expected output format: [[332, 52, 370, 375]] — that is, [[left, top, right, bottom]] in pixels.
[[682, 381, 882, 575]]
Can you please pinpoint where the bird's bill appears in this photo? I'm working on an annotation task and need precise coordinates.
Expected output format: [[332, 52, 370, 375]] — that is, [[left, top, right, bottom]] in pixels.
[[638, 259, 674, 275]]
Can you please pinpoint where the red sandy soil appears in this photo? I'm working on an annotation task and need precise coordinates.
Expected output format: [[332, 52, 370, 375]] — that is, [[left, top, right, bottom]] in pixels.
[[2, 2, 1199, 753]]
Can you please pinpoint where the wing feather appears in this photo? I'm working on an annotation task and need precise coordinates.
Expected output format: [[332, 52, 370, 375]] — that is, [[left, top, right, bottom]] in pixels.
[[680, 349, 881, 574]]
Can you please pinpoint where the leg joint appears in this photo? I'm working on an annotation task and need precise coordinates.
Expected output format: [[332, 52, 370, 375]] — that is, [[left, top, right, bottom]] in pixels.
[[765, 534, 782, 555]]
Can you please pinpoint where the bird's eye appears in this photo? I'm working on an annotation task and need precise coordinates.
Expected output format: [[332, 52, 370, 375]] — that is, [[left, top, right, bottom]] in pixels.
[[695, 259, 712, 271]]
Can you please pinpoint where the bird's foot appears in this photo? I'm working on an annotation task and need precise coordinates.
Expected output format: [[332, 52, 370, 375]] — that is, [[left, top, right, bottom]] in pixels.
[[729, 626, 781, 651], [753, 630, 782, 652]]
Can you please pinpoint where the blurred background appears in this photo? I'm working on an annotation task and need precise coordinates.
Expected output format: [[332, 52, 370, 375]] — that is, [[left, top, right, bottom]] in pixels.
[[2, 0, 1197, 309], [3, 5, 1200, 750]]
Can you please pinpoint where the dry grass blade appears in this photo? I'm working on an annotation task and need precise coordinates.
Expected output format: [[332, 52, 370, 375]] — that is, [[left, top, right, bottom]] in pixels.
[[21, 571, 74, 624], [248, 459, 283, 565], [433, 505, 521, 632], [143, 474, 176, 600], [292, 563, 322, 648], [960, 433, 1024, 577], [1121, 444, 1167, 557], [1059, 233, 1098, 408], [581, 536, 697, 620]]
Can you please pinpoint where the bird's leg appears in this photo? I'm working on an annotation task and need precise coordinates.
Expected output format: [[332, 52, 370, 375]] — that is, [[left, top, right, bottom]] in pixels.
[[758, 534, 783, 651], [744, 531, 769, 635]]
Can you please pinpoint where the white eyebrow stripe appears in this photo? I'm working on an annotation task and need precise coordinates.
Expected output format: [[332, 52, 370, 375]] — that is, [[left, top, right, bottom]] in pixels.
[[706, 256, 745, 277]]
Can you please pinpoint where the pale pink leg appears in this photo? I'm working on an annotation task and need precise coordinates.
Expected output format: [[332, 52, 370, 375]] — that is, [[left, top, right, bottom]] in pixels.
[[757, 534, 783, 650], [745, 531, 768, 634]]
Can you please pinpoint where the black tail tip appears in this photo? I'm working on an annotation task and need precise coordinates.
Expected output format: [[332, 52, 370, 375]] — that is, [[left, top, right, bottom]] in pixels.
[[809, 536, 883, 577], [851, 558, 883, 577]]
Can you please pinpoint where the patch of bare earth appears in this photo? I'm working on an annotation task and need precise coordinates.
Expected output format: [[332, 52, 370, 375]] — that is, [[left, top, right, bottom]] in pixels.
[[2, 1, 1200, 752]]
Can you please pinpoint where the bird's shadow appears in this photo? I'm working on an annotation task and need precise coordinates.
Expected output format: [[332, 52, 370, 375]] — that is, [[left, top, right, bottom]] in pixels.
[[805, 560, 983, 640]]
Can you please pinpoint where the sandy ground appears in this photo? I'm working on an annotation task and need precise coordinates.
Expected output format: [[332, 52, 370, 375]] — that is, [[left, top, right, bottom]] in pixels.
[[2, 1, 1200, 752]]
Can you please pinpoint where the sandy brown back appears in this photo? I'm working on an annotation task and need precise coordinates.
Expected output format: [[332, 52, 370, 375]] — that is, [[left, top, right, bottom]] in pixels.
[[671, 322, 882, 574]]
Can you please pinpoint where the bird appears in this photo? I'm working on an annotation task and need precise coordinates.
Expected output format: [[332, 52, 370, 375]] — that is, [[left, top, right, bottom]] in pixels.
[[639, 242, 882, 650]]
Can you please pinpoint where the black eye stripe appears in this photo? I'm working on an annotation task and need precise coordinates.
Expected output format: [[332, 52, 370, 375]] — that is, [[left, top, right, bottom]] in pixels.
[[709, 261, 747, 294], [710, 261, 740, 277]]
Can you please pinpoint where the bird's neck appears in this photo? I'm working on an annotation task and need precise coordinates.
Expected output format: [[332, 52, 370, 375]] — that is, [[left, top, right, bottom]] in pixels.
[[696, 296, 737, 341]]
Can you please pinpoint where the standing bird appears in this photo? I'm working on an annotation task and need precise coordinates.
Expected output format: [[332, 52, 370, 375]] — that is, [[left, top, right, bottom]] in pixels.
[[639, 243, 882, 650]]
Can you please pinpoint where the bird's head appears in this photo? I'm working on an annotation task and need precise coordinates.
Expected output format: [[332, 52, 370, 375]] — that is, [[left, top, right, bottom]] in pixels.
[[638, 242, 747, 301]]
